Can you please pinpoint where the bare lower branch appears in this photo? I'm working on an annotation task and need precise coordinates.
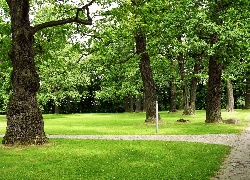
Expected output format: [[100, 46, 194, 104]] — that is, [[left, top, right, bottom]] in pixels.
[[32, 18, 92, 34], [32, 0, 96, 34]]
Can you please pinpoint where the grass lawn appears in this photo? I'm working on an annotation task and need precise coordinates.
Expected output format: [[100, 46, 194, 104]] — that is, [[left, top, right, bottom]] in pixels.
[[0, 138, 230, 180], [1, 110, 247, 179], [0, 110, 249, 135]]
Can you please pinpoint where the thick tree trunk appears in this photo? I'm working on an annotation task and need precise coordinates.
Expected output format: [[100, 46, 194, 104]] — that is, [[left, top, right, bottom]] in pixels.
[[205, 51, 223, 123], [244, 77, 250, 109], [2, 0, 48, 145], [135, 32, 157, 122], [226, 80, 234, 112], [177, 53, 191, 115], [169, 77, 177, 112], [205, 1, 227, 123]]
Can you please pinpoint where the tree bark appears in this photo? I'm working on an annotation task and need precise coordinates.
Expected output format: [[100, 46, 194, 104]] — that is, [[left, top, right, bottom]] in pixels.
[[205, 1, 227, 123], [205, 42, 223, 123], [190, 73, 198, 115], [3, 0, 48, 145], [177, 53, 191, 115], [190, 53, 202, 115], [226, 80, 234, 112], [135, 32, 157, 122], [169, 77, 177, 112], [124, 96, 130, 112]]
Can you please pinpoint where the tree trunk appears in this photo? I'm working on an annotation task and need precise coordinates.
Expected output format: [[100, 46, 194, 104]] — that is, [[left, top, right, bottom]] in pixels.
[[2, 0, 48, 145], [177, 53, 191, 115], [190, 53, 202, 115], [135, 32, 157, 122], [226, 80, 234, 112], [205, 48, 223, 123], [169, 77, 177, 112], [190, 75, 198, 115], [123, 96, 129, 112], [182, 83, 191, 115], [54, 104, 60, 114], [244, 76, 250, 109]]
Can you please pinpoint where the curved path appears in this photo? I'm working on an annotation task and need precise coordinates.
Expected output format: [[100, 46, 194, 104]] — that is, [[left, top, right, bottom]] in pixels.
[[47, 134, 239, 146], [211, 127, 250, 180], [1, 127, 249, 179]]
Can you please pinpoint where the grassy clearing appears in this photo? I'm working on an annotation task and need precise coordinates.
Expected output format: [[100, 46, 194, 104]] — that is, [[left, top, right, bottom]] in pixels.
[[0, 138, 230, 180], [0, 109, 249, 135], [0, 110, 243, 179]]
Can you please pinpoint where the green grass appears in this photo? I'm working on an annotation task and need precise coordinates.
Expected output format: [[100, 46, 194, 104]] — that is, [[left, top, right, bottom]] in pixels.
[[0, 138, 230, 180], [0, 110, 249, 135], [0, 110, 245, 179]]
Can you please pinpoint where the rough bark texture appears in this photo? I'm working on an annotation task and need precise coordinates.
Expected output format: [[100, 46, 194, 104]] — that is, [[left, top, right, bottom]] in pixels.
[[205, 1, 227, 123], [2, 0, 48, 145], [135, 32, 157, 122], [205, 44, 223, 123], [169, 77, 177, 112], [226, 80, 234, 112]]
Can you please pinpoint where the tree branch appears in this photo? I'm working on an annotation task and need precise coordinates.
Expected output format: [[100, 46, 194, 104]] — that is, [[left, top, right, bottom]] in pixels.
[[32, 0, 95, 34], [32, 18, 92, 34]]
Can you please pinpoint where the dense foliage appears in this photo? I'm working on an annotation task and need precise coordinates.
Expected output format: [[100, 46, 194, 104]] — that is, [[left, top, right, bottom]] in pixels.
[[0, 0, 249, 114]]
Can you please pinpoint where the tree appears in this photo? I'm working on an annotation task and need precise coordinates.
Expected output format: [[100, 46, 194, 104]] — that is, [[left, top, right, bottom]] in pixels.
[[2, 0, 94, 145], [135, 31, 157, 122], [205, 0, 249, 123], [87, 0, 159, 122], [226, 80, 234, 112]]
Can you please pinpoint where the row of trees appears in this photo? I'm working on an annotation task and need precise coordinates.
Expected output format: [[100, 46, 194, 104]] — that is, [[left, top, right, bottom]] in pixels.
[[0, 0, 249, 145]]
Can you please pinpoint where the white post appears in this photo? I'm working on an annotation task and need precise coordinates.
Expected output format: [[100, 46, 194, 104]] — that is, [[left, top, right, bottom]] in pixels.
[[156, 101, 158, 133]]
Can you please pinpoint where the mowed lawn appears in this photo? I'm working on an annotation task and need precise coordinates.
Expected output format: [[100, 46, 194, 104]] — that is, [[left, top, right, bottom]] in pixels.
[[0, 138, 230, 180], [0, 110, 249, 179], [0, 110, 249, 135]]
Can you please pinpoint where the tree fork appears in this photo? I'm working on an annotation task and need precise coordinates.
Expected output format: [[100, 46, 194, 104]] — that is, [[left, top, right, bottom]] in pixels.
[[3, 0, 93, 145], [3, 0, 48, 145]]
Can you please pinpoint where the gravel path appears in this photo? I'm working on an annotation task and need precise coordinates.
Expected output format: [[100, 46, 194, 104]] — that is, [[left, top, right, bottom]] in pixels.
[[47, 134, 239, 146], [211, 126, 250, 180], [1, 126, 249, 179]]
